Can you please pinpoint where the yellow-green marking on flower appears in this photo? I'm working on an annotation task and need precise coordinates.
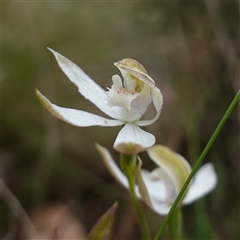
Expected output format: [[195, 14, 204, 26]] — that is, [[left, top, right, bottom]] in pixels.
[[147, 145, 191, 203]]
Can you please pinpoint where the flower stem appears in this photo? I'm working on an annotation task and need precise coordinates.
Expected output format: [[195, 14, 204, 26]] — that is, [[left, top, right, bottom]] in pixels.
[[120, 154, 151, 240], [153, 90, 240, 240]]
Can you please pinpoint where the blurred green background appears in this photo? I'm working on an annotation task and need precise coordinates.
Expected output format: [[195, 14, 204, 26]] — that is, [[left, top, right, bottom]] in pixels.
[[1, 1, 239, 239]]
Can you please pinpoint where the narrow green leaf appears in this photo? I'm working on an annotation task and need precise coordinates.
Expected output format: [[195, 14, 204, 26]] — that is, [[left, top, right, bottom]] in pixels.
[[88, 202, 118, 240], [153, 90, 240, 240], [169, 209, 182, 240]]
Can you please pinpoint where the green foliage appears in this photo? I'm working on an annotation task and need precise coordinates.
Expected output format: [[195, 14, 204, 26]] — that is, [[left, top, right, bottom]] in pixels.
[[88, 202, 118, 240]]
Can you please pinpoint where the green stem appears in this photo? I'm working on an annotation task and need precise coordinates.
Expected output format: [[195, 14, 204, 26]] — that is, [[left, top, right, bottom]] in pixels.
[[169, 209, 182, 240], [154, 90, 240, 240], [120, 153, 151, 240]]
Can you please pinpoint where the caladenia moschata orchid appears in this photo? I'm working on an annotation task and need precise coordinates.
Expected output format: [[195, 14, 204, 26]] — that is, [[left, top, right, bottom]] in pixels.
[[36, 48, 163, 154], [96, 144, 217, 215]]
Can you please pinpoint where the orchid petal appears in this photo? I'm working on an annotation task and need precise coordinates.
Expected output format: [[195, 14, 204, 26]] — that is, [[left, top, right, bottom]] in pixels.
[[47, 48, 120, 119], [95, 144, 129, 189], [137, 167, 172, 215], [129, 83, 152, 119], [140, 169, 167, 201], [113, 123, 155, 154], [36, 90, 124, 127], [137, 87, 163, 126], [182, 163, 217, 205], [150, 199, 172, 215], [139, 168, 179, 215], [147, 145, 191, 202]]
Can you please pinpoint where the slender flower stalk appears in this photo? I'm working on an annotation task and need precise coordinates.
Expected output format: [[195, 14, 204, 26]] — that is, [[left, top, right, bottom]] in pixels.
[[153, 90, 240, 240], [36, 49, 163, 154], [120, 154, 151, 240]]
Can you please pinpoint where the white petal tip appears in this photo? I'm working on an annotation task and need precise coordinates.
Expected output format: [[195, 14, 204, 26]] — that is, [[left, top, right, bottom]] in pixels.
[[47, 48, 60, 59], [47, 47, 55, 53], [95, 143, 129, 188]]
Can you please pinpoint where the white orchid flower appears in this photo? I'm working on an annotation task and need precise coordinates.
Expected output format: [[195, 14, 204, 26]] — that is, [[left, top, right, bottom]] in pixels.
[[96, 144, 217, 215], [36, 49, 163, 154]]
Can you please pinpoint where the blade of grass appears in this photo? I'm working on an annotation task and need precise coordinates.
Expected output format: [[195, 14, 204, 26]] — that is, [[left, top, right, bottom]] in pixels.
[[154, 90, 240, 240]]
